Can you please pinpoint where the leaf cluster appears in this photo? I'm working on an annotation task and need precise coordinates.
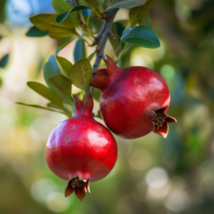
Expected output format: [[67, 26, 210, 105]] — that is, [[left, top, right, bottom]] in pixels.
[[20, 0, 161, 117]]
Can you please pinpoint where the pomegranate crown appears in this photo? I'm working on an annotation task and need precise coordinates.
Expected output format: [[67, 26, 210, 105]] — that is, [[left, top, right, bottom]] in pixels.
[[90, 56, 121, 91], [73, 93, 93, 118]]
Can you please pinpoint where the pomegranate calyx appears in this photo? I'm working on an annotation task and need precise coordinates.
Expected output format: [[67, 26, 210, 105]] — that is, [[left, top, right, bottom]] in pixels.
[[65, 176, 90, 201], [106, 56, 121, 80], [90, 76, 111, 91], [152, 106, 177, 138], [73, 93, 93, 118]]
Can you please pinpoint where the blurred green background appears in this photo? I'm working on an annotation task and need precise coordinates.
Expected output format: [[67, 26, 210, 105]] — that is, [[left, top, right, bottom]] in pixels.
[[1, 0, 214, 214]]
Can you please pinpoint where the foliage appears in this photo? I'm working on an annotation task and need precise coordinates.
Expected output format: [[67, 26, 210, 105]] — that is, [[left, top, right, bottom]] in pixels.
[[20, 0, 159, 117]]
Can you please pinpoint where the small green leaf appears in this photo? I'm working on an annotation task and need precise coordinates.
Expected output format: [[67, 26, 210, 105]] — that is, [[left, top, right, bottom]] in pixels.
[[69, 59, 93, 91], [87, 52, 95, 62], [140, 14, 152, 28], [47, 73, 72, 96], [109, 23, 118, 54], [52, 0, 80, 27], [27, 81, 63, 108], [55, 37, 76, 55], [55, 6, 88, 24], [29, 13, 78, 39], [129, 0, 153, 26], [44, 55, 73, 105], [16, 102, 67, 116], [55, 56, 73, 79], [74, 38, 86, 62], [0, 53, 9, 68], [43, 55, 61, 84], [121, 26, 160, 48], [26, 26, 49, 37], [105, 0, 147, 10]]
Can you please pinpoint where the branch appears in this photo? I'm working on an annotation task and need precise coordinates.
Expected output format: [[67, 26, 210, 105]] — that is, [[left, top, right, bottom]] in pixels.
[[92, 9, 119, 72]]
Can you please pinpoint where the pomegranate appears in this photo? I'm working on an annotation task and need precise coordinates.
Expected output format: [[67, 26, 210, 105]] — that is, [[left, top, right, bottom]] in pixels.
[[45, 93, 117, 201], [90, 57, 176, 139]]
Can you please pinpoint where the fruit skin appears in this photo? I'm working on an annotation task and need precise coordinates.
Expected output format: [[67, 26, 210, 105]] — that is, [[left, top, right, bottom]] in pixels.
[[90, 57, 176, 139], [45, 93, 117, 200]]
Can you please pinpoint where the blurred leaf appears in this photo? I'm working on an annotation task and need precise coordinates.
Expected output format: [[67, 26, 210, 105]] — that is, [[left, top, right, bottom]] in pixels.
[[47, 102, 63, 110], [55, 37, 76, 55], [78, 0, 99, 9], [44, 55, 73, 105], [55, 56, 73, 79], [55, 6, 88, 24], [30, 14, 78, 39], [129, 0, 153, 26], [26, 26, 49, 37], [87, 52, 95, 62], [16, 102, 66, 115], [43, 55, 61, 84], [69, 59, 93, 91], [109, 23, 118, 54], [140, 14, 152, 28], [93, 88, 101, 101], [106, 0, 147, 10], [27, 81, 63, 108], [121, 26, 160, 48], [48, 73, 72, 96], [52, 0, 80, 27], [74, 38, 86, 62], [0, 78, 2, 88], [0, 54, 9, 68], [87, 16, 102, 34]]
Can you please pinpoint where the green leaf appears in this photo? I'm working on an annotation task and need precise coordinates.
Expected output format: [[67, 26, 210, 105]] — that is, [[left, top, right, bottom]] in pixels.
[[140, 14, 152, 28], [27, 81, 63, 108], [47, 73, 72, 96], [44, 55, 73, 105], [29, 13, 78, 39], [121, 26, 160, 48], [106, 0, 147, 10], [87, 52, 95, 62], [55, 56, 73, 79], [55, 37, 76, 55], [69, 59, 93, 91], [26, 26, 49, 37], [55, 6, 88, 24], [43, 55, 61, 84], [16, 102, 67, 116], [129, 0, 153, 26], [74, 38, 86, 62], [52, 0, 80, 27], [0, 53, 9, 68], [109, 23, 118, 54]]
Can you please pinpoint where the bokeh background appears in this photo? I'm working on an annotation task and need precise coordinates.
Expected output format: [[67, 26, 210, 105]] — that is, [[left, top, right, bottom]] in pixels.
[[1, 0, 214, 213]]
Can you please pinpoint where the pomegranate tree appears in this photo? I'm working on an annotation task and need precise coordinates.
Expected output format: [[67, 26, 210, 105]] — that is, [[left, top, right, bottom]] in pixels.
[[90, 57, 177, 139], [45, 93, 117, 201]]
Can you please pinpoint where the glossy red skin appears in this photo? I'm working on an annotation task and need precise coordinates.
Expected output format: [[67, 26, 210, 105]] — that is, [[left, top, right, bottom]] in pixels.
[[46, 115, 117, 182], [100, 66, 170, 139]]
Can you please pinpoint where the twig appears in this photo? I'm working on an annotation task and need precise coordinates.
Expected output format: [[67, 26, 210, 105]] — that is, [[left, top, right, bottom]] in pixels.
[[92, 8, 119, 72]]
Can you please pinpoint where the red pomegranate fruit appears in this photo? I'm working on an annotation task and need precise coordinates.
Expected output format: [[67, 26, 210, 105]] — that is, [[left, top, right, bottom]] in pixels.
[[90, 57, 177, 139], [45, 93, 117, 201]]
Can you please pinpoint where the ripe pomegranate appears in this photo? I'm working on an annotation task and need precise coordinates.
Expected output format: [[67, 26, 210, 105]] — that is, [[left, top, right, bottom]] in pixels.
[[90, 57, 176, 139], [45, 93, 117, 201]]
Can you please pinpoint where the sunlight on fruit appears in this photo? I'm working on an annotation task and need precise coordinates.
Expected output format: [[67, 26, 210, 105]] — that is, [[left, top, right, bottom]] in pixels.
[[46, 192, 71, 213]]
